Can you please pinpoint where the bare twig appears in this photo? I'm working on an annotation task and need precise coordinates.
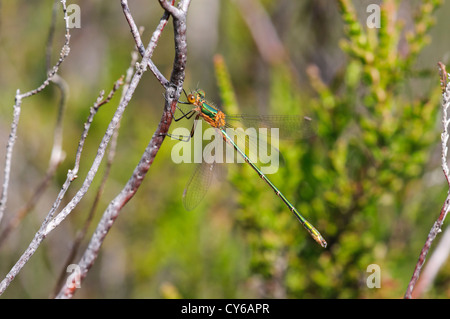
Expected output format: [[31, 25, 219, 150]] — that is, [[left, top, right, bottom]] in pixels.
[[51, 49, 138, 298], [412, 226, 450, 297], [0, 77, 123, 295], [0, 92, 21, 226], [0, 4, 70, 246], [50, 77, 127, 298], [121, 0, 171, 87], [404, 63, 450, 298], [55, 0, 190, 298], [0, 0, 70, 226]]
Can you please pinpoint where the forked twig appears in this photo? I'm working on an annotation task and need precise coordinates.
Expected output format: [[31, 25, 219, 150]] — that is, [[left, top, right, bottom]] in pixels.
[[121, 0, 172, 87], [54, 0, 190, 298], [0, 0, 71, 226], [0, 77, 123, 295], [0, 0, 69, 247]]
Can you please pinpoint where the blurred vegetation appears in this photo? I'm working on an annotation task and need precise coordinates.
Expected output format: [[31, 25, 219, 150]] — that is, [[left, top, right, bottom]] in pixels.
[[1, 0, 450, 298]]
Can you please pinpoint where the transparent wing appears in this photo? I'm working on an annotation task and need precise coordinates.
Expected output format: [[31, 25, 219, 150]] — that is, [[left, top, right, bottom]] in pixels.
[[225, 115, 316, 140], [182, 161, 215, 211]]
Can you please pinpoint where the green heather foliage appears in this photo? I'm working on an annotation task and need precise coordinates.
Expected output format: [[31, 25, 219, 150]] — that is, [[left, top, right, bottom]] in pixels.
[[215, 0, 444, 298]]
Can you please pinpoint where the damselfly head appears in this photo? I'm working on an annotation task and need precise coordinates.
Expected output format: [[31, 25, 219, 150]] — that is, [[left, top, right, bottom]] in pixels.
[[186, 89, 206, 105]]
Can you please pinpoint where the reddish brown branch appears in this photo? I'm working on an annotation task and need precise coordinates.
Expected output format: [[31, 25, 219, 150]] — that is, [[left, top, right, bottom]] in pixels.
[[55, 0, 190, 298], [404, 63, 450, 298]]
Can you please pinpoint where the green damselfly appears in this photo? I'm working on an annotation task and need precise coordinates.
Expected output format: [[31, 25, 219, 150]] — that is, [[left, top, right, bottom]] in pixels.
[[170, 89, 327, 248]]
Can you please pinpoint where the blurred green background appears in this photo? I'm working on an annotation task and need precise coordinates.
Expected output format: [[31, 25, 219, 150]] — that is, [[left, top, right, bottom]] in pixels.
[[1, 0, 450, 298]]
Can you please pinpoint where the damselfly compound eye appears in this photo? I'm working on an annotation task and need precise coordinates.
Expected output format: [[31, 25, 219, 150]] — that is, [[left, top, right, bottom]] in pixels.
[[187, 94, 196, 104]]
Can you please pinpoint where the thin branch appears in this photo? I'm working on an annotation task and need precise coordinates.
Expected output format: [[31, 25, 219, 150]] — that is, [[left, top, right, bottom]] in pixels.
[[0, 79, 122, 295], [0, 164, 59, 248], [50, 49, 138, 298], [0, 67, 70, 248], [0, 0, 70, 226], [121, 0, 171, 87], [55, 0, 191, 298], [0, 92, 22, 225], [412, 226, 450, 298], [48, 74, 69, 168], [404, 64, 450, 298]]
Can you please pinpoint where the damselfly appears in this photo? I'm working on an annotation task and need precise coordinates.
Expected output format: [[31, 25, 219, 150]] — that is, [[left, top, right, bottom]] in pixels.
[[169, 89, 327, 248]]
